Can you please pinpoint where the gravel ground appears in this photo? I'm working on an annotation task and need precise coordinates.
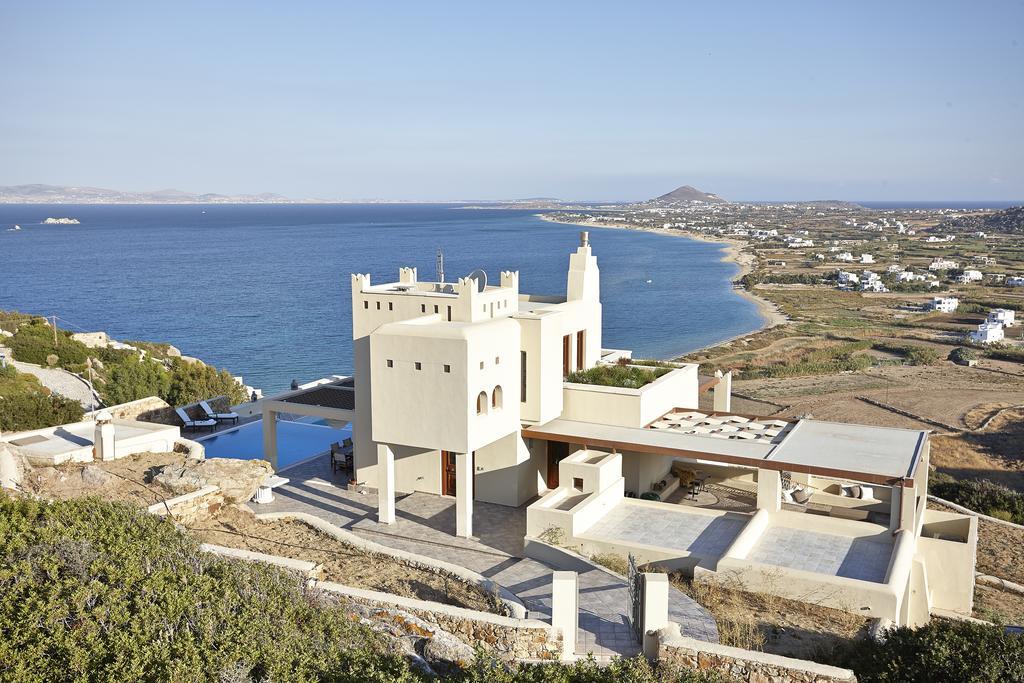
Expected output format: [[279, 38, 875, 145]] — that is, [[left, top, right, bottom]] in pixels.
[[1, 346, 97, 408]]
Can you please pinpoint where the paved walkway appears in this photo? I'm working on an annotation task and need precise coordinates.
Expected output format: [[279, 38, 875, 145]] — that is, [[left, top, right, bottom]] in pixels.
[[1, 346, 98, 409], [255, 454, 718, 657]]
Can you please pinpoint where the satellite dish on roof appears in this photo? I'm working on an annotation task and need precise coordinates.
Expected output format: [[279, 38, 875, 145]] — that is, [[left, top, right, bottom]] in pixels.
[[467, 269, 487, 292]]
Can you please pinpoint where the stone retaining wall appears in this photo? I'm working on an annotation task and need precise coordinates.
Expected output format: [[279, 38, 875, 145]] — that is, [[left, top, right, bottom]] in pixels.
[[657, 623, 857, 682], [321, 581, 561, 662], [147, 485, 223, 524]]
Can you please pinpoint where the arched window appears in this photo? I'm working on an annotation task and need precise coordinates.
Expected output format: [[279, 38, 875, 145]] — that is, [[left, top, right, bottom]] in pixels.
[[477, 391, 488, 415], [492, 385, 503, 409]]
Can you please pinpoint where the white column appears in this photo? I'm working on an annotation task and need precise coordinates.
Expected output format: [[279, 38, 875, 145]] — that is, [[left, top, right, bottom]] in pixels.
[[377, 443, 395, 525], [93, 411, 115, 461], [456, 451, 473, 538], [892, 482, 916, 533], [756, 468, 782, 512], [642, 573, 670, 658], [551, 571, 578, 660], [712, 370, 732, 412], [261, 408, 278, 471]]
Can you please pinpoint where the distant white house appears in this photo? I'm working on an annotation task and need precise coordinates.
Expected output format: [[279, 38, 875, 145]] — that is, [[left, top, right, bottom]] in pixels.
[[956, 270, 983, 284], [836, 252, 855, 262], [860, 253, 876, 264], [988, 309, 1016, 327], [1008, 276, 1024, 287], [837, 270, 860, 288], [929, 258, 959, 271], [930, 297, 960, 313], [860, 279, 888, 293], [887, 264, 904, 273], [970, 322, 1004, 344]]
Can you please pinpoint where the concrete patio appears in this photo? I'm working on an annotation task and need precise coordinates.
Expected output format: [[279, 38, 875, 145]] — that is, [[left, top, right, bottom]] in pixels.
[[253, 453, 719, 657]]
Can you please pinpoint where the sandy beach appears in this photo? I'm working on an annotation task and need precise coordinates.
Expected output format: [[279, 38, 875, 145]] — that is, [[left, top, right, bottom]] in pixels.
[[537, 213, 788, 354]]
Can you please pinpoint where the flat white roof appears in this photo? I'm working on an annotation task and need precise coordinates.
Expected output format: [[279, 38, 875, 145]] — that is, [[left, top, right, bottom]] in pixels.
[[765, 419, 926, 480], [525, 416, 928, 484]]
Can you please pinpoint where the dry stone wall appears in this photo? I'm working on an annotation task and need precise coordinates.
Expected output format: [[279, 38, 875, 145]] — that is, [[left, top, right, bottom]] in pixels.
[[657, 623, 857, 683]]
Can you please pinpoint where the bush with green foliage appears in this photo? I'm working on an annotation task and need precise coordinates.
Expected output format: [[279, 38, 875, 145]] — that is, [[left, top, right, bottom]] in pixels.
[[871, 342, 940, 366], [949, 347, 978, 364], [566, 364, 670, 389], [985, 346, 1024, 363], [166, 358, 247, 406], [6, 319, 89, 370], [101, 355, 172, 405], [0, 365, 85, 431], [0, 495, 424, 683], [930, 474, 1024, 524], [840, 619, 1024, 682]]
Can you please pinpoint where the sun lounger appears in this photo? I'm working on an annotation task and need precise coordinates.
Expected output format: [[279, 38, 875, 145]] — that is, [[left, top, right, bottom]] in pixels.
[[175, 407, 217, 431], [199, 400, 239, 424]]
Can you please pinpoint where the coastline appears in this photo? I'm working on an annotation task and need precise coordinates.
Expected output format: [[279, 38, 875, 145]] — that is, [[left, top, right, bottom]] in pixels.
[[537, 213, 788, 356]]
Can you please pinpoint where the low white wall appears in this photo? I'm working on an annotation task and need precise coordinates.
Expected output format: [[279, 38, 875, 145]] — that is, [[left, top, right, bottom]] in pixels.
[[570, 477, 624, 537]]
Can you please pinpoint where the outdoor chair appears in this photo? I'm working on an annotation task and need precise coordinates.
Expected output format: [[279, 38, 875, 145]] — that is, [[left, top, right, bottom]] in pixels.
[[199, 400, 239, 424], [330, 438, 354, 473], [175, 407, 217, 431]]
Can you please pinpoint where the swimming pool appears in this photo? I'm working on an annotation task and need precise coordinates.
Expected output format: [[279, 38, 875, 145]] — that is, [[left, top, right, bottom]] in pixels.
[[199, 419, 350, 469]]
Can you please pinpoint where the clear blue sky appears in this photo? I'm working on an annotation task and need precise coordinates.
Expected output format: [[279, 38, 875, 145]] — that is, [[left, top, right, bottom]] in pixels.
[[2, 1, 1022, 201]]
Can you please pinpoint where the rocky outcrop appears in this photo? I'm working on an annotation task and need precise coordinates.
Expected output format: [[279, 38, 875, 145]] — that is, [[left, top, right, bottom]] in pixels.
[[0, 445, 30, 489], [154, 458, 272, 503]]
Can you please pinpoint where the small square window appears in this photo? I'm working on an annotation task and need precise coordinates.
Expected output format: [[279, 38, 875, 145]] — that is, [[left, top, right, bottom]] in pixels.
[[421, 304, 426, 313], [434, 305, 439, 313], [363, 301, 368, 309], [388, 302, 393, 311], [479, 361, 484, 369], [386, 359, 393, 368], [573, 477, 584, 491], [414, 362, 422, 370], [376, 301, 381, 310], [443, 364, 451, 373], [495, 356, 500, 365]]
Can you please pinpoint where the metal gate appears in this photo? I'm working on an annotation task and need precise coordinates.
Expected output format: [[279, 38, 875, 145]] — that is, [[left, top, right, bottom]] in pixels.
[[627, 553, 643, 640]]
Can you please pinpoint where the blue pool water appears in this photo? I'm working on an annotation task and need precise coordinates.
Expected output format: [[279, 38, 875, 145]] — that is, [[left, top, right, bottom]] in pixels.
[[199, 419, 350, 469]]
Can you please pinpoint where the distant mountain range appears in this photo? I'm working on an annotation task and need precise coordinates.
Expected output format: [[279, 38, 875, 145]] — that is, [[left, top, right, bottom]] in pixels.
[[0, 184, 310, 204], [650, 185, 728, 204]]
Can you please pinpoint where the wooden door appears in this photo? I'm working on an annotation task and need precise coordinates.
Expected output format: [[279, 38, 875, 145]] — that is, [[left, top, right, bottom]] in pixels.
[[441, 451, 475, 498], [562, 334, 571, 376], [441, 451, 457, 496], [576, 330, 585, 370], [547, 441, 569, 489]]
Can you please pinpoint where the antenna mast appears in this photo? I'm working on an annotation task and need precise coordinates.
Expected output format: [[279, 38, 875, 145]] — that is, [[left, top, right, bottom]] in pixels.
[[436, 247, 445, 283]]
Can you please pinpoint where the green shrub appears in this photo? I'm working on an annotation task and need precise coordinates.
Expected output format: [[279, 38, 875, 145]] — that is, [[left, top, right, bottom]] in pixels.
[[566, 364, 669, 389], [0, 392, 85, 432], [871, 342, 940, 366], [930, 477, 1024, 524], [842, 619, 1024, 682], [0, 495, 424, 683], [462, 655, 723, 682], [166, 359, 247, 406], [949, 347, 978, 364], [7, 320, 90, 369], [985, 346, 1024, 363], [101, 355, 171, 405]]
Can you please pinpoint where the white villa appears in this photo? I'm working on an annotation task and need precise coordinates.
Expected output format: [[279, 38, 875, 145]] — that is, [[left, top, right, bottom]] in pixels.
[[956, 270, 983, 284], [1008, 276, 1024, 287], [254, 231, 977, 629], [970, 322, 1004, 344], [988, 308, 1016, 327], [929, 297, 960, 313], [928, 258, 959, 271]]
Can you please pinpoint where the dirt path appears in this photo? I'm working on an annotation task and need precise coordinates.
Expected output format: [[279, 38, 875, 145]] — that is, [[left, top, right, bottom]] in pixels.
[[1, 345, 98, 408]]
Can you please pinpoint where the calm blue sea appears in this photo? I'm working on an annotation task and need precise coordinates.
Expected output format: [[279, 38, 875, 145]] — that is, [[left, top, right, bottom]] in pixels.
[[0, 204, 762, 393]]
